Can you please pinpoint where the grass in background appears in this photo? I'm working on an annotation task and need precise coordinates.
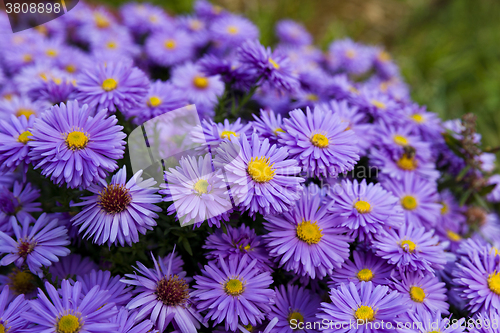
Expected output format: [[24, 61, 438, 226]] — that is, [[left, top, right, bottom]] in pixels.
[[93, 0, 500, 151]]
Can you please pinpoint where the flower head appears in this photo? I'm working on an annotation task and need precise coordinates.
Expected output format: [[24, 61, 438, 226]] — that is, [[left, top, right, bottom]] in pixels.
[[121, 254, 202, 333], [317, 282, 407, 333], [0, 213, 70, 275], [72, 167, 162, 246], [75, 61, 149, 113], [28, 101, 126, 188], [276, 20, 313, 46], [210, 14, 259, 49], [215, 132, 304, 217], [279, 106, 359, 178], [193, 255, 274, 332], [0, 285, 30, 333], [0, 182, 41, 234], [0, 115, 35, 173], [145, 30, 195, 67], [264, 186, 352, 279]]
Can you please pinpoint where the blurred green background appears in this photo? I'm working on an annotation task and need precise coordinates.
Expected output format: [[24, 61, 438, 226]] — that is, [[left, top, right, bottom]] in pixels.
[[96, 0, 500, 150]]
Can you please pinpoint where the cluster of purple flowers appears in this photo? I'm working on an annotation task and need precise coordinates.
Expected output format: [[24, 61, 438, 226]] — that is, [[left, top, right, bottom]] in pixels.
[[0, 1, 499, 333]]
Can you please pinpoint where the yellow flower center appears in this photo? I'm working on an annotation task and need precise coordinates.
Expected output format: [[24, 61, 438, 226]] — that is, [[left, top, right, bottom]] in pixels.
[[194, 179, 209, 195], [411, 114, 425, 124], [446, 230, 462, 242], [17, 130, 33, 144], [393, 135, 409, 146], [397, 155, 418, 171], [311, 133, 329, 148], [65, 65, 77, 73], [288, 311, 304, 324], [8, 269, 36, 295], [488, 271, 500, 295], [65, 131, 89, 150], [492, 247, 499, 256], [354, 200, 371, 214], [46, 49, 58, 57], [306, 93, 319, 101], [357, 268, 374, 282], [296, 220, 323, 245], [440, 202, 449, 215], [400, 240, 416, 253], [102, 78, 118, 91], [220, 130, 237, 140], [371, 100, 386, 109], [94, 14, 110, 29], [224, 278, 244, 296], [57, 314, 80, 333], [23, 54, 33, 63], [243, 324, 254, 332], [106, 41, 117, 49], [378, 51, 391, 62], [0, 323, 4, 333], [409, 286, 426, 303], [247, 156, 275, 183], [346, 49, 356, 59], [190, 20, 203, 30], [193, 76, 209, 89], [401, 195, 418, 210], [16, 108, 35, 118], [149, 15, 158, 23], [273, 128, 285, 136], [147, 96, 162, 107], [355, 305, 375, 323], [268, 57, 280, 69], [227, 25, 239, 34], [164, 39, 176, 49]]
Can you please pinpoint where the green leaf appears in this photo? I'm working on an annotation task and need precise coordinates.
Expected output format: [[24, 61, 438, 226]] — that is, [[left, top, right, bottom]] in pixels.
[[478, 183, 497, 196], [182, 237, 193, 256], [459, 188, 473, 206], [456, 165, 471, 181]]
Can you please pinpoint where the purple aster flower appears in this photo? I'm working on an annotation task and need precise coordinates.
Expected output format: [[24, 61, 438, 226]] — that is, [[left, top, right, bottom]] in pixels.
[[317, 282, 407, 333], [391, 271, 449, 316], [237, 40, 300, 92], [111, 308, 158, 333], [74, 61, 150, 113], [373, 121, 432, 162], [27, 72, 77, 105], [197, 54, 256, 91], [371, 47, 400, 80], [193, 255, 274, 332], [121, 253, 202, 333], [54, 46, 94, 75], [0, 213, 70, 275], [327, 38, 373, 75], [210, 14, 259, 49], [435, 190, 466, 251], [0, 181, 41, 232], [214, 132, 304, 217], [380, 173, 441, 230], [351, 86, 400, 123], [28, 101, 126, 189], [177, 15, 210, 47], [251, 109, 285, 143], [264, 186, 352, 279], [22, 280, 118, 333], [0, 285, 30, 333], [72, 167, 162, 247], [317, 99, 373, 152], [0, 95, 48, 120], [372, 222, 447, 276], [120, 3, 172, 36], [171, 62, 225, 108], [192, 118, 252, 151], [369, 146, 440, 182], [161, 154, 233, 228], [203, 223, 272, 273], [77, 270, 132, 308], [329, 250, 394, 289], [125, 80, 188, 124], [396, 311, 466, 333], [89, 27, 139, 59], [452, 248, 500, 313], [49, 254, 99, 281], [402, 103, 442, 142], [194, 0, 228, 21], [269, 284, 321, 333], [328, 179, 404, 240], [145, 30, 195, 67], [276, 20, 313, 46], [279, 106, 359, 178]]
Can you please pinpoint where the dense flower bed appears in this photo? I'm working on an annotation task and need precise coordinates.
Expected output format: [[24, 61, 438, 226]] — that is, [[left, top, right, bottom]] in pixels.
[[0, 1, 499, 333]]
